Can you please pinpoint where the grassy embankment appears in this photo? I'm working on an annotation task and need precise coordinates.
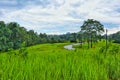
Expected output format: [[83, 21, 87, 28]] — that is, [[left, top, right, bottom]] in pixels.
[[0, 41, 120, 80]]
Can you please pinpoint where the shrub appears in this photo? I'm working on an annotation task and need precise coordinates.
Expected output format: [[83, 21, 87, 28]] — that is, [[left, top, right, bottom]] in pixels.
[[108, 45, 120, 54], [99, 46, 106, 53], [18, 42, 28, 58]]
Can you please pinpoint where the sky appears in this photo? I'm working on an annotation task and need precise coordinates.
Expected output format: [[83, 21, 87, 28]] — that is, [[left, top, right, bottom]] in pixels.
[[0, 0, 120, 34]]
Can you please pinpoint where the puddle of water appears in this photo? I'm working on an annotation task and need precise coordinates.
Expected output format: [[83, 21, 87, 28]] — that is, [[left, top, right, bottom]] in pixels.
[[64, 43, 82, 50], [64, 44, 75, 50]]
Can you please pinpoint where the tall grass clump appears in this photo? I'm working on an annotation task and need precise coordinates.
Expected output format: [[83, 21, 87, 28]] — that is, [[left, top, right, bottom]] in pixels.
[[0, 42, 120, 80]]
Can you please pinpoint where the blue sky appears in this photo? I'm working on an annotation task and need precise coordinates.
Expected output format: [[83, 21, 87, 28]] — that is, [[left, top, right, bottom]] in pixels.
[[0, 0, 120, 34]]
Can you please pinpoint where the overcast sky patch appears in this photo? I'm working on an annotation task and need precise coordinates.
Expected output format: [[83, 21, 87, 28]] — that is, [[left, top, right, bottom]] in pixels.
[[0, 0, 120, 34]]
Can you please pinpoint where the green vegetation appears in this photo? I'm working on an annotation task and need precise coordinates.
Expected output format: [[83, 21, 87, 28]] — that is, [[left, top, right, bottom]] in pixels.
[[0, 19, 120, 80], [0, 19, 105, 52], [80, 19, 104, 48], [0, 21, 40, 51], [108, 31, 120, 43], [0, 41, 120, 80], [0, 21, 87, 51]]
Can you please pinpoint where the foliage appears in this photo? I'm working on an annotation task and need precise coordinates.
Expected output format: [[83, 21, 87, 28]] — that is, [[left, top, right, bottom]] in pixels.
[[18, 42, 28, 58], [80, 19, 104, 48], [108, 44, 120, 54], [0, 42, 120, 80], [99, 41, 120, 54], [108, 31, 120, 43], [0, 21, 40, 51], [0, 21, 83, 52]]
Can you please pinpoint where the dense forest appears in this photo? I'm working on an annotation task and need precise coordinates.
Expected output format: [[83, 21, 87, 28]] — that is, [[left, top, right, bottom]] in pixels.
[[0, 20, 119, 51], [0, 21, 81, 51]]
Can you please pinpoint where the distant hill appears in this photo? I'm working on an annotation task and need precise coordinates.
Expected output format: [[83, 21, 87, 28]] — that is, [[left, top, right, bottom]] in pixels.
[[108, 31, 120, 43]]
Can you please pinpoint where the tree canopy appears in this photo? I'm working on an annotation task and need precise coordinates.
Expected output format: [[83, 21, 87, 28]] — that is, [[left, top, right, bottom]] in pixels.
[[0, 21, 80, 51], [81, 19, 104, 48], [2, 19, 119, 51]]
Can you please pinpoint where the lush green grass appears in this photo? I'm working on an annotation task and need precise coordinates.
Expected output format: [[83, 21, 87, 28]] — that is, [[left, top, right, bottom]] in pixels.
[[0, 42, 120, 80]]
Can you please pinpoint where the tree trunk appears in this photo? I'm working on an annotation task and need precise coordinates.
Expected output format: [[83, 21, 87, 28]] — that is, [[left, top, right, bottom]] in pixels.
[[80, 40, 82, 48], [90, 35, 92, 48], [87, 39, 89, 49]]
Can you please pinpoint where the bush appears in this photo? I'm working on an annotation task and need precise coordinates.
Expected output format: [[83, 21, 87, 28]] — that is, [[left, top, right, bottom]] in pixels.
[[99, 43, 120, 54], [108, 45, 120, 54], [99, 46, 106, 53], [18, 42, 28, 58], [18, 47, 28, 58]]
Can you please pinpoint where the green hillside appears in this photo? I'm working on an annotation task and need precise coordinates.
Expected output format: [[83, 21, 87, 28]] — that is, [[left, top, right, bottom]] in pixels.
[[0, 41, 120, 80]]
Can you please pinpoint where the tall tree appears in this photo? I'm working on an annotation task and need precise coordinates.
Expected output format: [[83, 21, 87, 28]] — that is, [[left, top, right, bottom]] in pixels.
[[77, 31, 83, 48], [81, 19, 104, 48], [7, 22, 22, 49], [0, 21, 41, 51]]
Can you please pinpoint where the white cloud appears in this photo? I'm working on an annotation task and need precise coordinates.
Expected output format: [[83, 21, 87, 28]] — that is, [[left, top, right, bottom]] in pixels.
[[107, 26, 120, 35], [0, 0, 120, 34]]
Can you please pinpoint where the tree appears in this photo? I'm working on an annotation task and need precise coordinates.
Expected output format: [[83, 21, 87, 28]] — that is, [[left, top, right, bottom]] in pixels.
[[77, 31, 83, 48], [108, 31, 120, 43], [0, 21, 13, 51], [0, 21, 40, 51], [7, 22, 23, 49], [27, 30, 39, 46], [81, 19, 104, 48]]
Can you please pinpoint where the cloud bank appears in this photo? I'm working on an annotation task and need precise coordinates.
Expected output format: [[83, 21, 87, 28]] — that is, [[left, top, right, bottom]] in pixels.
[[0, 0, 120, 34]]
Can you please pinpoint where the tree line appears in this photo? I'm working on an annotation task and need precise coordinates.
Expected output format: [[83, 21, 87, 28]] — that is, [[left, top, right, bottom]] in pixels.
[[0, 21, 84, 51], [1, 19, 119, 52], [0, 21, 39, 51], [108, 31, 120, 43]]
